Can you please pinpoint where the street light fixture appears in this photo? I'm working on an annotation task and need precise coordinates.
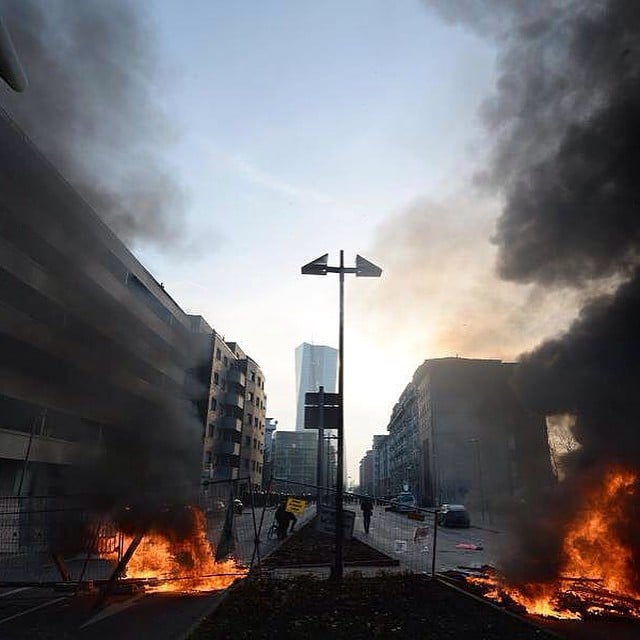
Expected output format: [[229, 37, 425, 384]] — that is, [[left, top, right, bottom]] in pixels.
[[301, 250, 382, 580]]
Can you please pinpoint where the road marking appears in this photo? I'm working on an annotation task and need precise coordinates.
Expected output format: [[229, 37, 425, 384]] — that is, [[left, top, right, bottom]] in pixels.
[[79, 593, 146, 629], [0, 596, 68, 625], [0, 587, 32, 598]]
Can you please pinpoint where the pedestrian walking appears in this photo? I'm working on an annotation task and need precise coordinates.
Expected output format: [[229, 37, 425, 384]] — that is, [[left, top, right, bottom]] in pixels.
[[361, 495, 373, 534], [275, 501, 297, 540]]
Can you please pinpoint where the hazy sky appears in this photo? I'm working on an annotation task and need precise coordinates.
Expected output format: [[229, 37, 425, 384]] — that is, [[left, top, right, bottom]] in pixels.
[[127, 1, 581, 480]]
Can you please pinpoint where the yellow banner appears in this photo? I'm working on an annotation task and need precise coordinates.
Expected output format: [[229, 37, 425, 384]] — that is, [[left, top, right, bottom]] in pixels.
[[285, 497, 307, 516]]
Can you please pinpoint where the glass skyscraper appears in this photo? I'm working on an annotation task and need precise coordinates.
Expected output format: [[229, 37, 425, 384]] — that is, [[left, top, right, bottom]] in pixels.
[[294, 343, 338, 431]]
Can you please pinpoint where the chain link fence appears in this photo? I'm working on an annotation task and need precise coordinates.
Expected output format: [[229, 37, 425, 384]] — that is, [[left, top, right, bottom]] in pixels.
[[0, 480, 506, 592], [0, 478, 276, 589], [254, 480, 504, 579]]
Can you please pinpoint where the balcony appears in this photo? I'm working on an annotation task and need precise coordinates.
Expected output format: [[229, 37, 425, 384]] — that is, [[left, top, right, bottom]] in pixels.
[[224, 391, 244, 410], [213, 441, 241, 456], [227, 368, 246, 387], [221, 416, 242, 431]]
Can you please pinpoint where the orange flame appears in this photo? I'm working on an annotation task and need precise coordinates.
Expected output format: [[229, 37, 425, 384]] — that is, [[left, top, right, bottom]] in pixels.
[[104, 508, 246, 593], [469, 469, 640, 619]]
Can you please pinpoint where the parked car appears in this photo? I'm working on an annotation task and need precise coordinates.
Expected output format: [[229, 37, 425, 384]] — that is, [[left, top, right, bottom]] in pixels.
[[385, 492, 417, 513], [437, 504, 471, 528]]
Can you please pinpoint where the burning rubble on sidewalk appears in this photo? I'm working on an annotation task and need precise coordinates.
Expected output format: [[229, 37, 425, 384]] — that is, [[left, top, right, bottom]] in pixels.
[[458, 469, 640, 620]]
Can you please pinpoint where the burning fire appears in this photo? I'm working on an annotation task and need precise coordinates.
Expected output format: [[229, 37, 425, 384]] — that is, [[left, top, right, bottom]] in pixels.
[[103, 507, 246, 593], [469, 469, 640, 619]]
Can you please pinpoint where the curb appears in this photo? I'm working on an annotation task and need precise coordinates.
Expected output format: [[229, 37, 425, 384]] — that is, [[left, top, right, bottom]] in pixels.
[[436, 576, 562, 639], [178, 578, 244, 640]]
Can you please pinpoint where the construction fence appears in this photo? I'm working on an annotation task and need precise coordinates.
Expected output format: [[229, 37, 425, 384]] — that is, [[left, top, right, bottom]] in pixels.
[[0, 478, 319, 589], [262, 479, 500, 578], [0, 479, 498, 589]]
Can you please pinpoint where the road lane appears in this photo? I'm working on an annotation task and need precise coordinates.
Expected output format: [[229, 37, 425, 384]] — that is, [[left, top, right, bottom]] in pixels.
[[351, 505, 512, 573]]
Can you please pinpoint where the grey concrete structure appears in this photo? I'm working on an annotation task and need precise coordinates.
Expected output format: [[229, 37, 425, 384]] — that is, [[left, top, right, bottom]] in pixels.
[[380, 358, 554, 510], [416, 358, 554, 510], [387, 384, 420, 500], [372, 434, 390, 497], [0, 107, 211, 496], [358, 449, 375, 496]]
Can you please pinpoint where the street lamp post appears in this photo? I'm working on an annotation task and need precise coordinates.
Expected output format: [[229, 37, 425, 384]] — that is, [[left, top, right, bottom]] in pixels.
[[301, 250, 382, 580]]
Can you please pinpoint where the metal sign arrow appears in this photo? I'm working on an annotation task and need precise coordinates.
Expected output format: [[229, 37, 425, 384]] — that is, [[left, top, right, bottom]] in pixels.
[[355, 254, 383, 278], [301, 253, 329, 275]]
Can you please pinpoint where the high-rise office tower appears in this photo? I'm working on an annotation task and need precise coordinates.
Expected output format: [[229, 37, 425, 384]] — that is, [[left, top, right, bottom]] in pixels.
[[295, 343, 338, 431]]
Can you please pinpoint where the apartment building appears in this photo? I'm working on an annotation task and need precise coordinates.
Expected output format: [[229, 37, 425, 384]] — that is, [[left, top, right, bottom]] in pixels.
[[201, 337, 266, 490], [376, 358, 553, 510]]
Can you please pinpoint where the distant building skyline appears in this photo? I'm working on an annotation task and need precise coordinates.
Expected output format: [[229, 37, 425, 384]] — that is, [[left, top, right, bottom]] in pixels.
[[294, 343, 337, 431]]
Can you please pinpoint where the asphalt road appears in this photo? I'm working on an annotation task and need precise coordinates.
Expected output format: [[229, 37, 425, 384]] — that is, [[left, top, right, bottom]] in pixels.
[[0, 585, 222, 640], [0, 505, 317, 639], [350, 505, 511, 573]]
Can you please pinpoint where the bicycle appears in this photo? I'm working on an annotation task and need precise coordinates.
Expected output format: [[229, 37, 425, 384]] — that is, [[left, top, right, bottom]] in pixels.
[[266, 517, 279, 540]]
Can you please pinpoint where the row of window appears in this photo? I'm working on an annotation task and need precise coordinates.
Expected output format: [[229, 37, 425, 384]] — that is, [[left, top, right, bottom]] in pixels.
[[216, 350, 266, 390], [246, 391, 266, 409], [248, 370, 265, 389], [242, 458, 263, 473]]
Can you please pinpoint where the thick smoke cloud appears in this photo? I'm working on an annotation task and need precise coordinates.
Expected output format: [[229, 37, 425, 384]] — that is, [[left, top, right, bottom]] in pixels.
[[426, 0, 640, 586], [0, 1, 206, 535], [0, 0, 186, 244]]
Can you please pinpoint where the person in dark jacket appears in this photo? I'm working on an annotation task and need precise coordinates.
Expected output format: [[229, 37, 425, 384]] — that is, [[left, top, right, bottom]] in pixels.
[[361, 496, 374, 534], [275, 502, 297, 539]]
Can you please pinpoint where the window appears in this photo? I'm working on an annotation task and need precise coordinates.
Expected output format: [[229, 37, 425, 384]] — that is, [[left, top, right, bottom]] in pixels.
[[210, 397, 217, 411], [223, 356, 228, 366], [250, 371, 255, 382], [251, 460, 256, 471], [254, 417, 258, 427], [205, 451, 212, 464], [221, 378, 227, 390], [213, 372, 219, 385], [247, 413, 253, 426], [208, 424, 214, 437], [253, 438, 257, 449], [248, 392, 253, 402], [216, 348, 221, 361], [257, 377, 261, 387]]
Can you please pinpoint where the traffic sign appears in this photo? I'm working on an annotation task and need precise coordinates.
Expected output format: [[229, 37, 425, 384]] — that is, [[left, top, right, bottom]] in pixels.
[[285, 497, 307, 516], [316, 506, 355, 539]]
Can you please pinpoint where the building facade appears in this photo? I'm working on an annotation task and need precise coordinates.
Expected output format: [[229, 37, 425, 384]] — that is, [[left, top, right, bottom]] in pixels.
[[201, 337, 267, 490], [294, 343, 337, 430], [387, 384, 420, 500], [272, 430, 318, 490], [372, 434, 390, 497], [358, 449, 375, 496], [377, 358, 553, 511], [0, 107, 211, 497]]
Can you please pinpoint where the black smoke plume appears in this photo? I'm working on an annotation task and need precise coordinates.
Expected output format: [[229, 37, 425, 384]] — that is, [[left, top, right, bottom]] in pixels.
[[427, 0, 640, 586], [0, 0, 185, 244], [0, 1, 207, 538]]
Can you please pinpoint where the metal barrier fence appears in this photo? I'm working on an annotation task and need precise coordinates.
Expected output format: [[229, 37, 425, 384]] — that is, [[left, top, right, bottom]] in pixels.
[[0, 479, 277, 588], [0, 481, 504, 590], [261, 479, 504, 578]]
